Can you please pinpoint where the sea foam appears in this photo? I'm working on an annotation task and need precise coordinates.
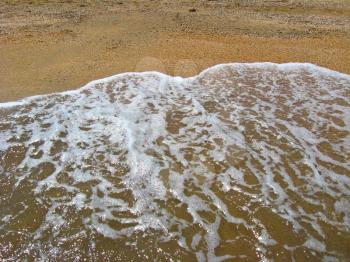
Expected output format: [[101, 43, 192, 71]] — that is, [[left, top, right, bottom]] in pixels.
[[0, 63, 349, 261]]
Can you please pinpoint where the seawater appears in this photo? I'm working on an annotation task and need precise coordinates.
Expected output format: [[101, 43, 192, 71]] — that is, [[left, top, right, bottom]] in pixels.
[[0, 63, 349, 261]]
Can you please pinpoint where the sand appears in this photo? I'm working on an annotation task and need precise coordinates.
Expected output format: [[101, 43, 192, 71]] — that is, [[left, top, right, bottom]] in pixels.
[[0, 0, 349, 102]]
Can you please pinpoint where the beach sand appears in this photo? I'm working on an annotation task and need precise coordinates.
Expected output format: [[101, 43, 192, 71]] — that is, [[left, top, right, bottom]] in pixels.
[[0, 0, 349, 102]]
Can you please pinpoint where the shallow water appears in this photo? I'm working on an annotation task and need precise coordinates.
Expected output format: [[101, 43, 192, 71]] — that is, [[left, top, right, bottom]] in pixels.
[[0, 63, 349, 261]]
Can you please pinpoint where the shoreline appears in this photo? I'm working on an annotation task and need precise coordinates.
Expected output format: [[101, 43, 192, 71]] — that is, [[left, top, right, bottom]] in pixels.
[[1, 61, 349, 106]]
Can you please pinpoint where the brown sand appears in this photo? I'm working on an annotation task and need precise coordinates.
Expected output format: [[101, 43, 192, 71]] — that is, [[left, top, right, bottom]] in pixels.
[[0, 0, 349, 102]]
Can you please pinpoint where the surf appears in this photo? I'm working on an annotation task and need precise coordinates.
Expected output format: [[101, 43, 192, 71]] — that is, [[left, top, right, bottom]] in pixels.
[[0, 63, 349, 261]]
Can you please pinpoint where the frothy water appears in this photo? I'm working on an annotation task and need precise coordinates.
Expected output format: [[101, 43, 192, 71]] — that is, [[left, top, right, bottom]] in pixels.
[[0, 63, 349, 261]]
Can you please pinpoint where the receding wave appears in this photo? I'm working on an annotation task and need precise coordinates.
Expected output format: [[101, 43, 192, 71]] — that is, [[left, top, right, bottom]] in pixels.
[[0, 63, 349, 261]]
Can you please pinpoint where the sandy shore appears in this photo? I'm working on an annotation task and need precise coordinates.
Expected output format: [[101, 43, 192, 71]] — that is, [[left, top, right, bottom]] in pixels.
[[0, 0, 349, 102]]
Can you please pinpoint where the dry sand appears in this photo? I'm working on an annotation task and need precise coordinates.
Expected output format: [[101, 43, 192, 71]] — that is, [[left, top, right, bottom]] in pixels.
[[0, 0, 349, 101]]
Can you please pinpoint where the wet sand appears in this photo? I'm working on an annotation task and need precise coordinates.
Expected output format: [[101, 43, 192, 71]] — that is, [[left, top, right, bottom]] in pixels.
[[1, 63, 350, 261], [0, 0, 350, 101]]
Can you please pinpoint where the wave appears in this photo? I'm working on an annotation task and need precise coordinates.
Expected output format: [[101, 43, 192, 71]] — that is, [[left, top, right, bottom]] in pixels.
[[0, 63, 349, 261]]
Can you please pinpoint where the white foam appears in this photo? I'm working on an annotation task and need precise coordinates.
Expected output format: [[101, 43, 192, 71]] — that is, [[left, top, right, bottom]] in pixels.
[[0, 63, 349, 261]]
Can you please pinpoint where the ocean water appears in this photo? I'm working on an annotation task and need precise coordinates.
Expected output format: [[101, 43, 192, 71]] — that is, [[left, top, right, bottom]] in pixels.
[[0, 63, 349, 261]]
